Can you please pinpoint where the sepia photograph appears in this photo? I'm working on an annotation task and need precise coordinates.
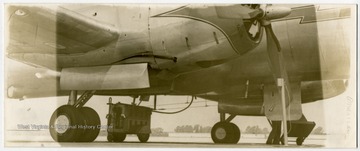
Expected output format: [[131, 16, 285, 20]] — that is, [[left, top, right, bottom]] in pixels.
[[1, 1, 358, 150]]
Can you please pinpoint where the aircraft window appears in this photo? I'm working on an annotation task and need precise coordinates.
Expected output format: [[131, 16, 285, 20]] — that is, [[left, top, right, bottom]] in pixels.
[[213, 32, 219, 44], [185, 37, 191, 50], [162, 40, 166, 50]]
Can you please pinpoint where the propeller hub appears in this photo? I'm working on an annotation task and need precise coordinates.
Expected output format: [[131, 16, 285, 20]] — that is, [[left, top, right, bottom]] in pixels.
[[261, 6, 291, 21]]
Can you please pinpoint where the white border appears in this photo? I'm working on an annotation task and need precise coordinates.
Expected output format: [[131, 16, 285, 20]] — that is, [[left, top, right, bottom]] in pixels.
[[1, 1, 359, 151], [1, 0, 359, 4]]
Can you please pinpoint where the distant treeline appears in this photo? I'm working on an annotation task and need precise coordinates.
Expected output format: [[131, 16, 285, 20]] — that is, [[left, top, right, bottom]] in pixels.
[[174, 124, 212, 133], [151, 127, 169, 136], [98, 127, 169, 137], [244, 125, 269, 134]]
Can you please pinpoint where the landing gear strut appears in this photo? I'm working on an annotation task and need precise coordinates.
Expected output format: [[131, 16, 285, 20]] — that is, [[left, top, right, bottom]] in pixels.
[[211, 113, 240, 144], [49, 90, 100, 142]]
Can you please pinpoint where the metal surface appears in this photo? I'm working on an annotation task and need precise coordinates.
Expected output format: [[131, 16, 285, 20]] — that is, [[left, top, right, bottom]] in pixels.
[[278, 78, 288, 145], [5, 4, 352, 100], [153, 95, 157, 110], [220, 113, 225, 122], [73, 90, 96, 108], [225, 115, 236, 123], [54, 115, 70, 134], [60, 64, 150, 90], [67, 90, 77, 106], [263, 83, 302, 121], [218, 99, 264, 116]]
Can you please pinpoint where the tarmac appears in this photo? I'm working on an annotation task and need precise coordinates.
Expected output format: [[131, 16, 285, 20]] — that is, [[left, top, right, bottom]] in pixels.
[[5, 132, 325, 148]]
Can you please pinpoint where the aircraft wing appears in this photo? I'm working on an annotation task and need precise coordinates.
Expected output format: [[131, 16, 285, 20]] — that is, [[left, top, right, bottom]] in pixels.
[[6, 5, 119, 69]]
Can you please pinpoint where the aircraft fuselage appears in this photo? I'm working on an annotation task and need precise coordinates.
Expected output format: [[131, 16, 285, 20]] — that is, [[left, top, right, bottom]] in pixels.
[[6, 4, 353, 101]]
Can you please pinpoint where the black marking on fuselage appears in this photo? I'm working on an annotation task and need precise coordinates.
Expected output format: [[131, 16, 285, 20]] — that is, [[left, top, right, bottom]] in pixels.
[[152, 6, 241, 54], [151, 4, 351, 57], [152, 14, 241, 54]]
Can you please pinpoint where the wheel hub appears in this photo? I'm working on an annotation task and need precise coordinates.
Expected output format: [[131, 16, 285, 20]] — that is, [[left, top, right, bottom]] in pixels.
[[215, 127, 226, 140], [54, 115, 70, 134]]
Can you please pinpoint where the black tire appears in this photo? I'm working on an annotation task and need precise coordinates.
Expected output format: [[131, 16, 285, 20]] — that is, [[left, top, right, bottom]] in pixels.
[[228, 123, 240, 144], [137, 133, 150, 143], [107, 133, 114, 142], [296, 137, 304, 145], [49, 105, 84, 142], [113, 133, 126, 142], [77, 107, 101, 142], [211, 122, 235, 144]]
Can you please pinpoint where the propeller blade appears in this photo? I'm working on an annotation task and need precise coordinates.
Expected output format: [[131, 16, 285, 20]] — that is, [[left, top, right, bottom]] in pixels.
[[264, 24, 292, 104]]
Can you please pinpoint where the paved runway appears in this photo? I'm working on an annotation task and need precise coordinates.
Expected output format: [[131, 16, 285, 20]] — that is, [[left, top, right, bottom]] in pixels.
[[5, 134, 325, 148], [5, 141, 324, 148]]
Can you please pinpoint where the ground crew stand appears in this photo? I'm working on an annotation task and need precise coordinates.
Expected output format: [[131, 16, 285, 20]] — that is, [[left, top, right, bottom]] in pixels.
[[106, 98, 152, 143]]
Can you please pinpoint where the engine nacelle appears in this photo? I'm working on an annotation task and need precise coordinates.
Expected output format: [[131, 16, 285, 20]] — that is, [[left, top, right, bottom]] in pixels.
[[218, 98, 264, 116]]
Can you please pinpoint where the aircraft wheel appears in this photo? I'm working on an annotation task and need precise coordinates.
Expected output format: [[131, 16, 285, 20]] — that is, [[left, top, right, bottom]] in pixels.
[[296, 137, 304, 145], [113, 133, 126, 142], [49, 105, 84, 142], [107, 133, 114, 142], [228, 123, 240, 144], [77, 107, 101, 142], [137, 133, 150, 143], [211, 122, 238, 144]]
